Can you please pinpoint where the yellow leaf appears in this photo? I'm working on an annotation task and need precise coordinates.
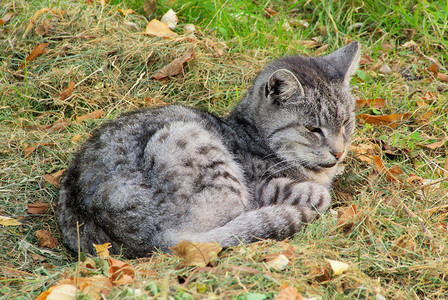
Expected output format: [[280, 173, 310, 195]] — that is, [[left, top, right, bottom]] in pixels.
[[276, 285, 303, 300], [0, 216, 21, 226], [118, 9, 135, 16], [44, 284, 77, 300], [265, 254, 290, 270], [94, 242, 111, 259], [144, 19, 178, 38], [170, 240, 222, 267], [326, 259, 349, 275]]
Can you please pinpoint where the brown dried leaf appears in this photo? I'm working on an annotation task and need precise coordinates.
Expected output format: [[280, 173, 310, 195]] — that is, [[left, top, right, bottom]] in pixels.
[[24, 142, 53, 158], [438, 73, 448, 82], [94, 242, 111, 259], [298, 40, 320, 48], [80, 257, 98, 275], [43, 169, 65, 188], [35, 19, 51, 36], [154, 48, 196, 80], [60, 81, 76, 100], [170, 240, 222, 267], [36, 229, 58, 248], [420, 139, 447, 150], [359, 54, 373, 65], [444, 157, 448, 177], [71, 134, 83, 143], [0, 13, 14, 26], [357, 113, 411, 129], [428, 63, 439, 76], [349, 143, 378, 163], [0, 216, 21, 226], [144, 19, 177, 38], [337, 204, 357, 227], [143, 0, 157, 16], [108, 258, 135, 285], [23, 8, 64, 38], [19, 43, 49, 69], [264, 7, 278, 18], [355, 98, 386, 109], [275, 285, 303, 300], [373, 156, 401, 182], [27, 202, 51, 215], [76, 109, 104, 123], [416, 111, 433, 125]]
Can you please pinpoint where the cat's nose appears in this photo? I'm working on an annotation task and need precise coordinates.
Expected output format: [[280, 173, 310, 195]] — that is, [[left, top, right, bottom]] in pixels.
[[331, 151, 344, 160]]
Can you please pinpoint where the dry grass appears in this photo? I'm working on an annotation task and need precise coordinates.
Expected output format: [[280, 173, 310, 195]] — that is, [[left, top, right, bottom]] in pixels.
[[1, 0, 448, 299]]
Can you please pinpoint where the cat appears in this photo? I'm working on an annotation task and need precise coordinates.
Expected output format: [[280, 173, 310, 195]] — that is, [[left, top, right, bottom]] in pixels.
[[57, 42, 360, 258]]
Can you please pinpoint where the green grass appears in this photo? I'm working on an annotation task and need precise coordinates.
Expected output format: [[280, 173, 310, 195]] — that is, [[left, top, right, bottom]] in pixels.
[[1, 0, 448, 298]]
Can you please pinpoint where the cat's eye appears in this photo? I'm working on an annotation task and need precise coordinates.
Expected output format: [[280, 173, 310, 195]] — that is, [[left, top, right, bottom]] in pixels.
[[305, 126, 322, 134]]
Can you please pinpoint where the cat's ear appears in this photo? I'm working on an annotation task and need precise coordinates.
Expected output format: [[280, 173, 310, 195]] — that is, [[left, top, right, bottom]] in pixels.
[[265, 69, 304, 105], [322, 41, 360, 86]]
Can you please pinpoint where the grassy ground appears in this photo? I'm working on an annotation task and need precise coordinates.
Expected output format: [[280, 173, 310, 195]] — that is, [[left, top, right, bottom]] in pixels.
[[1, 0, 448, 298]]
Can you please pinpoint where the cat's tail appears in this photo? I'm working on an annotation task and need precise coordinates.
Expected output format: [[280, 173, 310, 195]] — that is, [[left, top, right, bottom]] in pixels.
[[167, 205, 320, 247]]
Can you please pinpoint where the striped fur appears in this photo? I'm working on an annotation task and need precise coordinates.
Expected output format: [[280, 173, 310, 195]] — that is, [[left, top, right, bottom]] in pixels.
[[58, 42, 360, 257]]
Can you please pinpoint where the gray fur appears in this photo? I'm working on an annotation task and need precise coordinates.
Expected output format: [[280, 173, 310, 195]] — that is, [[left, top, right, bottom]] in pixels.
[[57, 42, 360, 258]]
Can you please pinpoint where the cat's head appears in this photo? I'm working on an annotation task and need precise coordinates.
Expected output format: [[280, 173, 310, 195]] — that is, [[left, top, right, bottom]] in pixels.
[[249, 42, 360, 171]]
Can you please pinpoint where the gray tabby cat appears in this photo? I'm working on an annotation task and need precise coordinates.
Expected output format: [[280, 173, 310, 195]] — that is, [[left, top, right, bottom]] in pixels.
[[58, 42, 360, 258]]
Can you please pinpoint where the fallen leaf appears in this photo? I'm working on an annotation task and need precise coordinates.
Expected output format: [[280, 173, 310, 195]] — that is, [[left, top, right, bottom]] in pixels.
[[154, 48, 196, 80], [428, 63, 438, 76], [416, 111, 433, 125], [76, 109, 104, 123], [438, 73, 448, 82], [419, 139, 447, 150], [94, 242, 111, 259], [108, 258, 135, 284], [264, 7, 278, 18], [379, 64, 392, 74], [144, 19, 178, 38], [24, 142, 53, 158], [37, 284, 77, 300], [373, 156, 401, 182], [27, 202, 51, 214], [357, 113, 411, 129], [43, 169, 65, 188], [72, 134, 83, 143], [170, 240, 222, 267], [19, 43, 50, 69], [23, 8, 64, 38], [118, 9, 135, 16], [26, 119, 70, 133], [36, 230, 58, 248], [337, 204, 357, 228], [59, 276, 112, 300], [298, 39, 320, 48], [0, 216, 21, 226], [356, 98, 386, 109], [60, 82, 76, 100], [143, 0, 157, 16], [80, 257, 98, 275], [0, 12, 14, 26], [422, 91, 437, 101], [35, 19, 51, 36], [326, 259, 349, 275], [349, 143, 378, 163], [359, 54, 373, 65], [275, 285, 303, 300], [265, 254, 290, 270]]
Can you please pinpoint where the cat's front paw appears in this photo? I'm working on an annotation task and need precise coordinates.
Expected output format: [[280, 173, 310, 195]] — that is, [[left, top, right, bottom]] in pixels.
[[293, 182, 331, 213]]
